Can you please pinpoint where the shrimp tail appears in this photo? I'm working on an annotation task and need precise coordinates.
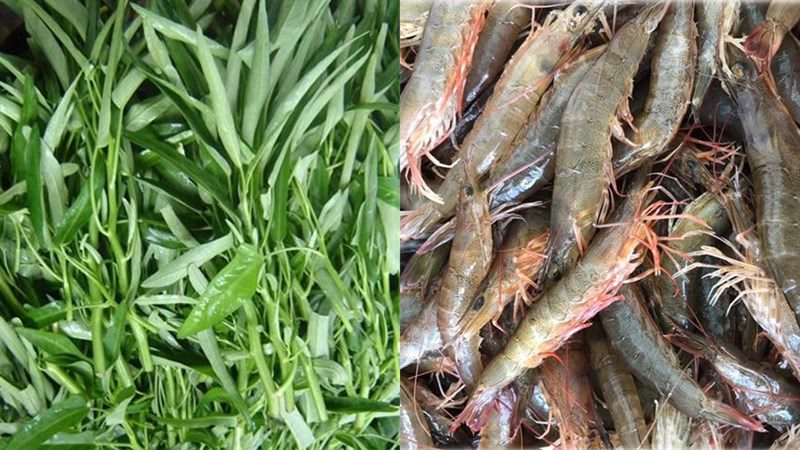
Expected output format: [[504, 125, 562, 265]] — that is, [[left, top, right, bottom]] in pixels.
[[704, 401, 765, 432], [452, 387, 497, 433], [400, 204, 439, 243], [743, 19, 782, 72]]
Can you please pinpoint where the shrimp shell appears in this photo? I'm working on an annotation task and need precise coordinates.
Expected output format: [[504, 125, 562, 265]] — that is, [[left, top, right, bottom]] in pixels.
[[401, 0, 603, 239], [455, 168, 655, 431], [542, 3, 667, 286], [400, 0, 490, 200]]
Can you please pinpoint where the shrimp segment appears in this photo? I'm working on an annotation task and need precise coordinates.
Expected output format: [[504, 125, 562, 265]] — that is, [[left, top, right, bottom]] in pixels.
[[400, 0, 490, 200], [436, 176, 493, 392], [401, 0, 603, 239], [542, 3, 668, 286], [455, 168, 656, 431]]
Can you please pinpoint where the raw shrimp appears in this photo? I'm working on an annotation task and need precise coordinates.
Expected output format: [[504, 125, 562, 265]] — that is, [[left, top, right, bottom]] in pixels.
[[740, 2, 800, 136], [649, 191, 730, 331], [400, 0, 433, 48], [722, 44, 800, 323], [436, 175, 493, 392], [456, 207, 549, 341], [542, 3, 667, 286], [586, 324, 648, 449], [599, 283, 763, 430], [684, 187, 800, 383], [671, 330, 800, 428], [405, 377, 469, 446], [400, 244, 449, 331], [477, 389, 518, 449], [400, 0, 490, 200], [464, 1, 532, 107], [692, 0, 739, 113], [401, 378, 435, 449], [401, 0, 603, 238], [743, 1, 800, 72], [540, 334, 607, 449], [612, 1, 697, 176], [454, 168, 656, 430], [400, 299, 442, 370], [488, 44, 606, 210]]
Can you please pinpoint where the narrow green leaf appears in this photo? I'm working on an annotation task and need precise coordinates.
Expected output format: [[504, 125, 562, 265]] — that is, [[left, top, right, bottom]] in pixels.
[[53, 164, 105, 245], [195, 25, 242, 168], [125, 128, 236, 218], [131, 4, 228, 58], [178, 244, 263, 337], [323, 396, 394, 414], [141, 233, 233, 289], [241, 0, 269, 145], [22, 8, 68, 87], [16, 328, 88, 361], [44, 0, 87, 40], [6, 396, 88, 449], [24, 126, 48, 246]]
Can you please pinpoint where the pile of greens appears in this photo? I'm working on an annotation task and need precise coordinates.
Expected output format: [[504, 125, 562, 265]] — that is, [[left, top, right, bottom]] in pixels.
[[0, 0, 399, 448]]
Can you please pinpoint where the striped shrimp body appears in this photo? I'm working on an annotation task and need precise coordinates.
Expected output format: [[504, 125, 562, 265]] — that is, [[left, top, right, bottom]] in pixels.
[[671, 330, 800, 429], [542, 3, 668, 287], [464, 0, 532, 107], [612, 1, 697, 176], [692, 0, 739, 112], [456, 207, 550, 341], [540, 334, 607, 449], [454, 168, 656, 430], [723, 44, 800, 325], [600, 284, 764, 431], [586, 324, 648, 449], [401, 0, 603, 237], [435, 174, 493, 392], [400, 0, 490, 200]]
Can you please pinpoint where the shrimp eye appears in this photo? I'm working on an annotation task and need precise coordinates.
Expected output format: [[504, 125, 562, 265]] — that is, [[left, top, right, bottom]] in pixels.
[[473, 296, 485, 310], [465, 185, 474, 196], [574, 5, 588, 16], [731, 62, 746, 79]]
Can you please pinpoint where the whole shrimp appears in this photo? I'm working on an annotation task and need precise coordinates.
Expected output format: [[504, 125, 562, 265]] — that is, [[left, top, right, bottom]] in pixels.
[[722, 44, 800, 324], [599, 283, 763, 430], [740, 2, 800, 143], [650, 191, 730, 332], [401, 378, 435, 450], [540, 334, 607, 449], [743, 0, 800, 74], [612, 1, 697, 176], [692, 0, 739, 113], [671, 330, 800, 429], [586, 324, 648, 449], [435, 171, 493, 392], [684, 186, 800, 383], [542, 3, 667, 286], [457, 207, 549, 341], [400, 0, 490, 200], [464, 1, 532, 107], [400, 243, 449, 331], [401, 0, 603, 238], [454, 167, 656, 430], [488, 44, 606, 210]]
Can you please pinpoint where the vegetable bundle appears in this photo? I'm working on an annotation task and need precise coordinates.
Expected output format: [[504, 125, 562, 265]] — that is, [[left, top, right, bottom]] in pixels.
[[0, 0, 399, 448]]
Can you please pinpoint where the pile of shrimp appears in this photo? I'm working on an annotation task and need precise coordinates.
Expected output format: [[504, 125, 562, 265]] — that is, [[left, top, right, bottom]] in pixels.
[[400, 1, 800, 448]]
